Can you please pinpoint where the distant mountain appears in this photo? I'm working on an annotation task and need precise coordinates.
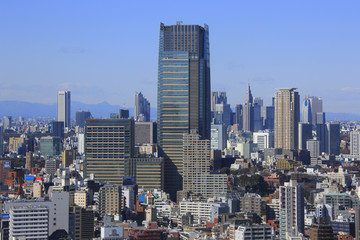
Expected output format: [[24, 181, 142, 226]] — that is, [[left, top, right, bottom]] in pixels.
[[325, 112, 360, 121], [0, 101, 157, 120]]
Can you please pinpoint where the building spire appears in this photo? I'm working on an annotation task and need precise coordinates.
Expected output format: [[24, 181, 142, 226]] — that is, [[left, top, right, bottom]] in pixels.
[[245, 80, 253, 104]]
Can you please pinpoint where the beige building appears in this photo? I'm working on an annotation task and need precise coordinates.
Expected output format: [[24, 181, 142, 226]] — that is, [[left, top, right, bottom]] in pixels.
[[74, 191, 88, 208], [241, 193, 262, 216], [98, 184, 121, 216], [183, 131, 210, 193], [33, 182, 44, 198], [145, 206, 157, 222], [9, 137, 24, 152], [274, 88, 300, 150], [26, 151, 33, 169]]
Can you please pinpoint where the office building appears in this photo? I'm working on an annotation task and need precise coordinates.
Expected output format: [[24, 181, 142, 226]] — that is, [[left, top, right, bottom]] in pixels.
[[126, 157, 164, 191], [243, 83, 254, 132], [69, 206, 94, 240], [211, 91, 227, 111], [134, 92, 150, 122], [213, 102, 232, 128], [134, 121, 157, 146], [119, 109, 129, 119], [279, 180, 304, 239], [84, 119, 134, 184], [327, 123, 340, 155], [57, 90, 71, 128], [307, 96, 323, 125], [51, 121, 64, 139], [253, 97, 263, 131], [350, 131, 360, 156], [9, 205, 49, 240], [3, 116, 12, 129], [157, 22, 211, 198], [0, 126, 3, 156], [40, 136, 62, 156], [62, 149, 76, 167], [45, 159, 58, 175], [302, 97, 312, 124], [253, 131, 274, 150], [4, 191, 69, 237], [74, 190, 88, 208], [235, 224, 274, 240], [307, 139, 320, 163], [182, 131, 210, 193], [261, 106, 274, 130], [309, 223, 334, 240], [235, 104, 243, 127], [298, 123, 313, 150], [274, 88, 300, 150], [75, 110, 91, 128], [211, 124, 226, 150], [98, 184, 121, 216]]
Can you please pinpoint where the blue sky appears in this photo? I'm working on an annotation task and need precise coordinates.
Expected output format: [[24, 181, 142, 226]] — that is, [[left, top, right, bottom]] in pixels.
[[1, 1, 359, 113]]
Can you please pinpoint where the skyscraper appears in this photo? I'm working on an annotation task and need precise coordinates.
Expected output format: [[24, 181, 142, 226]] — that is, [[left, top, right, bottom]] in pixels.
[[84, 119, 134, 184], [243, 83, 254, 132], [274, 88, 300, 150], [298, 123, 312, 150], [134, 92, 150, 122], [57, 91, 71, 128], [157, 22, 211, 198], [303, 96, 323, 125], [76, 111, 91, 128]]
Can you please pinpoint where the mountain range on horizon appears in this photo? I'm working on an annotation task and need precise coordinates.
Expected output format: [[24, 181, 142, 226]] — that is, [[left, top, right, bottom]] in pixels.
[[0, 100, 359, 122]]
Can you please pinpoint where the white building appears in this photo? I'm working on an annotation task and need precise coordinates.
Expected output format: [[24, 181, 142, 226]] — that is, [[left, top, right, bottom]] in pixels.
[[57, 90, 71, 128], [179, 200, 212, 224], [101, 225, 124, 240], [235, 224, 274, 240], [211, 124, 226, 150], [253, 131, 274, 150], [5, 191, 69, 236], [350, 131, 360, 156], [9, 204, 49, 240]]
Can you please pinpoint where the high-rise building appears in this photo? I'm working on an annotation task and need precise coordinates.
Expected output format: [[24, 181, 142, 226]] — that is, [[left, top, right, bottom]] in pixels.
[[298, 123, 313, 150], [211, 124, 226, 150], [26, 151, 33, 169], [308, 96, 323, 125], [327, 123, 340, 155], [57, 91, 71, 128], [279, 180, 304, 239], [118, 109, 129, 119], [51, 121, 64, 139], [253, 131, 274, 150], [307, 139, 320, 158], [243, 83, 254, 132], [350, 131, 360, 156], [84, 119, 134, 184], [261, 106, 275, 130], [0, 126, 3, 156], [69, 206, 94, 240], [126, 157, 164, 191], [182, 131, 210, 193], [40, 136, 62, 157], [302, 98, 312, 124], [134, 121, 157, 146], [2, 116, 12, 129], [9, 205, 49, 240], [134, 92, 150, 122], [254, 97, 263, 131], [211, 91, 227, 111], [235, 104, 243, 128], [75, 111, 91, 128], [157, 22, 211, 198], [274, 88, 300, 150]]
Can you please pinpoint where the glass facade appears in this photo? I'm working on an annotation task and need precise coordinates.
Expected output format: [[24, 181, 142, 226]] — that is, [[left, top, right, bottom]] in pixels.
[[157, 23, 211, 198]]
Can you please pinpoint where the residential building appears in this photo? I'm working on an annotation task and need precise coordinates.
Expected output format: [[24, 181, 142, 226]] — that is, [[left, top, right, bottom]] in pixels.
[[350, 131, 360, 156], [274, 88, 300, 150], [157, 22, 211, 198], [69, 206, 94, 240], [241, 193, 262, 216], [279, 180, 304, 239], [98, 184, 122, 216]]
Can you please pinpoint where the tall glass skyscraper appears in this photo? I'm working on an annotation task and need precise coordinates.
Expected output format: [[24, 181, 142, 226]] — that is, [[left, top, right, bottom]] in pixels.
[[157, 22, 211, 198]]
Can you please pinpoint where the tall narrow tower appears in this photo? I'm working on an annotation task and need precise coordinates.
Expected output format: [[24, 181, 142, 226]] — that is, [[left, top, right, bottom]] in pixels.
[[274, 88, 300, 150], [243, 83, 254, 132], [57, 91, 71, 128], [157, 22, 211, 198]]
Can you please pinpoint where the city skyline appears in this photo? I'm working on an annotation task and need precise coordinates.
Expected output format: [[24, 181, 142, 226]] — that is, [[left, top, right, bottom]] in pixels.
[[1, 1, 360, 113]]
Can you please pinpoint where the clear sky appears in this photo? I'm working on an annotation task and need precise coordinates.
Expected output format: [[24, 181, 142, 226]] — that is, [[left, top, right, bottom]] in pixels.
[[1, 1, 359, 113]]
